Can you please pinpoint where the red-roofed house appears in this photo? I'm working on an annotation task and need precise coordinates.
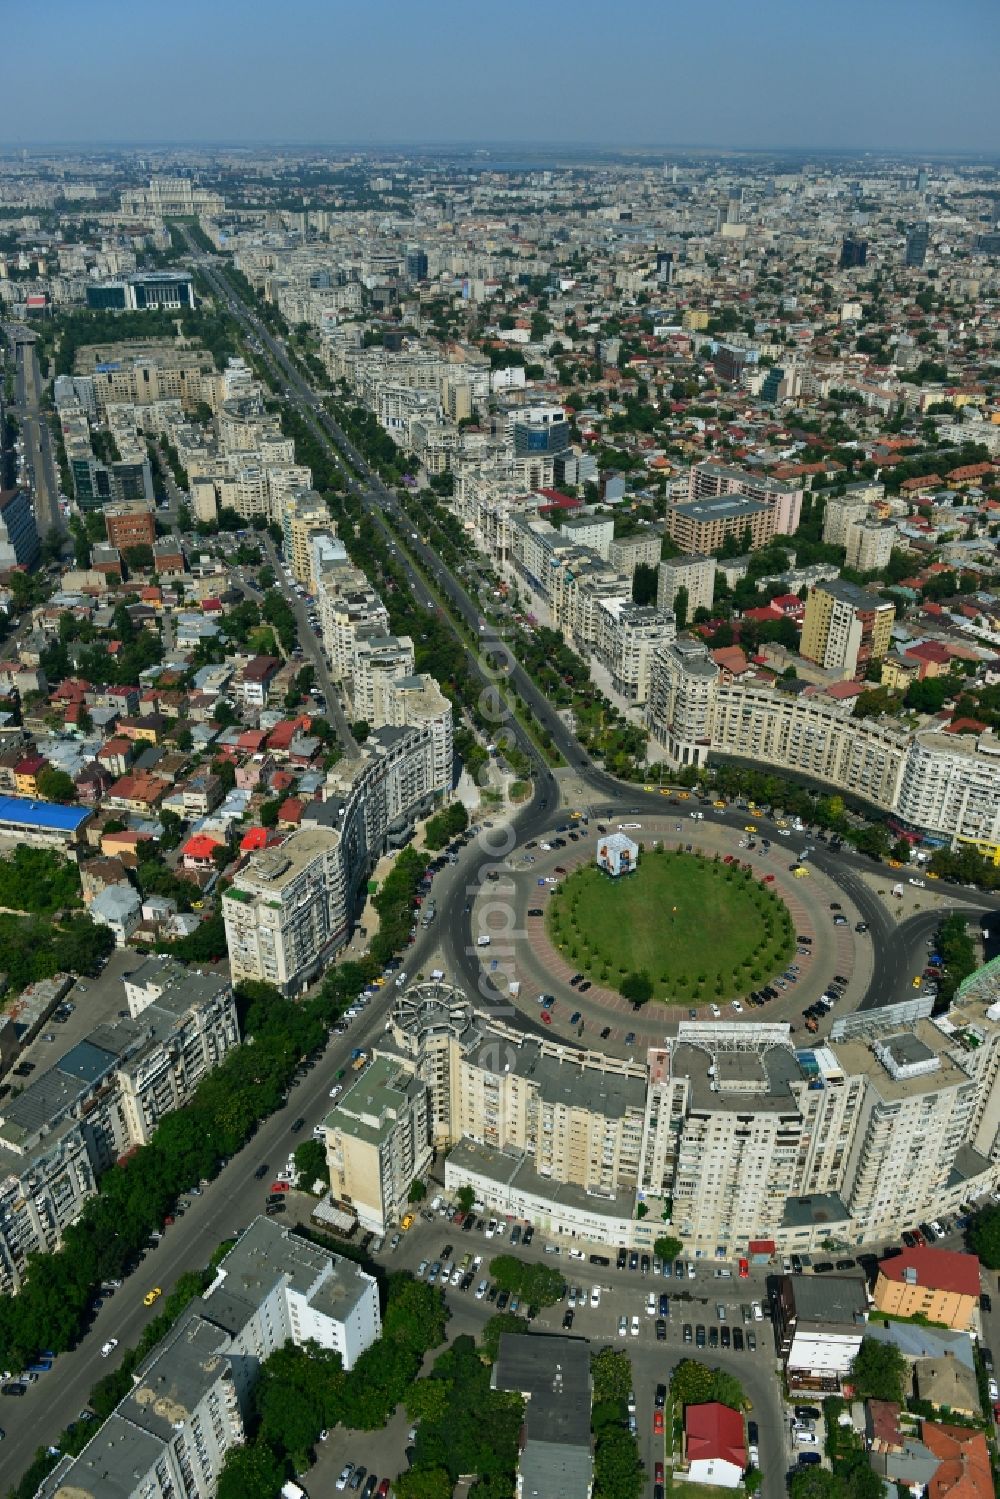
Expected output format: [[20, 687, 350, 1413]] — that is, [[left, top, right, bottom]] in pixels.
[[277, 796, 304, 829], [711, 646, 751, 681], [946, 717, 987, 736], [240, 826, 270, 854], [873, 1247, 981, 1330], [684, 1403, 746, 1487], [922, 1423, 993, 1499], [182, 833, 224, 872], [902, 640, 952, 679], [769, 593, 806, 621]]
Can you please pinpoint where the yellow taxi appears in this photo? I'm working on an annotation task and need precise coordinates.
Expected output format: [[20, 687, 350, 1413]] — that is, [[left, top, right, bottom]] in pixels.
[[912, 977, 922, 989], [775, 819, 788, 829], [570, 810, 583, 819], [643, 785, 654, 792], [714, 800, 726, 809], [192, 900, 204, 910], [793, 866, 809, 878], [400, 1213, 414, 1231], [926, 870, 939, 880], [660, 788, 673, 796], [744, 824, 758, 834], [677, 791, 690, 800], [373, 976, 387, 987], [887, 859, 903, 869], [143, 1287, 162, 1307]]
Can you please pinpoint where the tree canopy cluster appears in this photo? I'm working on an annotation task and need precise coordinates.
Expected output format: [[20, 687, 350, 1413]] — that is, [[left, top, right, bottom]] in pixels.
[[487, 1255, 565, 1309], [423, 801, 469, 851], [591, 1348, 645, 1499], [0, 847, 82, 916], [402, 1333, 523, 1499]]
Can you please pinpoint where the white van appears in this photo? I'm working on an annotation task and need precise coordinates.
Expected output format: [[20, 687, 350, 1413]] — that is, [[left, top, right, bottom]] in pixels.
[[477, 935, 491, 947]]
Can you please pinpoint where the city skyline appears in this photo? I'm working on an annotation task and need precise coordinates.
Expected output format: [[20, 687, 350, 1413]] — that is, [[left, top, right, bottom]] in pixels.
[[6, 0, 998, 152]]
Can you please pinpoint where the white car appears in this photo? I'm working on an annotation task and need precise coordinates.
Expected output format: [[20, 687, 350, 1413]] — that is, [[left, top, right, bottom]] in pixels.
[[336, 1465, 354, 1491], [476, 1280, 488, 1300], [752, 1301, 763, 1320], [450, 1266, 463, 1286], [630, 1314, 640, 1337], [416, 1260, 429, 1279], [795, 1430, 819, 1446], [328, 1084, 342, 1100], [990, 1377, 1000, 1403], [646, 1292, 657, 1316], [312, 1125, 325, 1139], [909, 877, 926, 888], [731, 1000, 744, 1014], [591, 1285, 601, 1307], [687, 1263, 697, 1280], [618, 1314, 628, 1337], [100, 1339, 118, 1358], [710, 1003, 721, 1017]]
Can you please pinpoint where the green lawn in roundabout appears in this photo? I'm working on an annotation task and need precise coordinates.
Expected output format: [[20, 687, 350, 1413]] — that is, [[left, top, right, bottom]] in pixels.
[[545, 846, 796, 1004]]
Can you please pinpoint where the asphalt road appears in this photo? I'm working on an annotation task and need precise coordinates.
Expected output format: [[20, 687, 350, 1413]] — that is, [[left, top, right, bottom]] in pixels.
[[259, 534, 360, 760], [12, 339, 61, 536]]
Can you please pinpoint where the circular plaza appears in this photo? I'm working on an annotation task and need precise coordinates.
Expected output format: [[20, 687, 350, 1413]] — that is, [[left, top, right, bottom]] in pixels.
[[545, 846, 795, 1006]]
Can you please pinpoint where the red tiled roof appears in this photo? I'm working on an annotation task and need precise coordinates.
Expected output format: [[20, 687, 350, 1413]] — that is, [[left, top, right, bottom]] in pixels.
[[685, 1403, 746, 1469], [922, 1423, 992, 1499], [240, 826, 269, 853], [878, 1246, 981, 1299], [182, 834, 222, 861]]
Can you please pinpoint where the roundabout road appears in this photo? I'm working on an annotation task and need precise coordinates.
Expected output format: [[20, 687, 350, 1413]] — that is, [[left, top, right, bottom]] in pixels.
[[439, 778, 1000, 1051], [460, 808, 869, 1057]]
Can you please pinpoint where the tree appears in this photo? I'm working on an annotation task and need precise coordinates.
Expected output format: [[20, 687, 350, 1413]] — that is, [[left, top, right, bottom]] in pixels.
[[408, 1178, 427, 1203], [969, 1203, 1000, 1269], [788, 1468, 844, 1499], [620, 971, 653, 1006], [591, 1347, 633, 1404], [396, 1470, 453, 1499], [405, 1377, 454, 1426], [632, 563, 657, 607], [215, 1441, 287, 1499], [123, 544, 155, 573], [36, 766, 77, 803], [292, 1139, 327, 1190], [455, 1184, 475, 1215], [673, 585, 689, 631], [488, 1255, 565, 1308], [670, 1359, 745, 1411], [850, 1339, 906, 1402], [653, 1234, 683, 1264]]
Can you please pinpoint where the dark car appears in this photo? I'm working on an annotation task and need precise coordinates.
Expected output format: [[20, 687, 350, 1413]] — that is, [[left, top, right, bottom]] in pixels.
[[527, 907, 544, 917], [836, 1259, 856, 1271], [799, 1452, 822, 1467], [440, 1243, 453, 1260], [570, 1011, 581, 1025], [617, 1247, 628, 1269], [902, 1230, 918, 1248], [795, 1406, 821, 1421], [628, 1252, 639, 1271], [562, 1309, 574, 1330], [523, 1226, 534, 1246], [290, 1117, 305, 1133], [733, 1328, 744, 1351], [708, 1326, 719, 1348], [659, 1293, 670, 1316], [1, 1383, 26, 1397], [253, 1164, 269, 1180], [791, 1254, 803, 1273], [655, 1383, 667, 1408], [640, 1254, 650, 1275], [813, 1261, 834, 1273], [496, 1290, 509, 1310], [982, 1292, 993, 1314], [590, 1253, 610, 1267], [656, 1318, 667, 1341], [569, 974, 583, 987], [720, 1325, 731, 1348], [579, 981, 592, 993], [695, 1324, 706, 1347], [362, 1476, 379, 1499], [600, 1025, 611, 1039]]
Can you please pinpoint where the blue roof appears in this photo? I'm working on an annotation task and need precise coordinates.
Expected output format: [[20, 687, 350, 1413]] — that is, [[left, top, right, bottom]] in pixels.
[[0, 795, 90, 832]]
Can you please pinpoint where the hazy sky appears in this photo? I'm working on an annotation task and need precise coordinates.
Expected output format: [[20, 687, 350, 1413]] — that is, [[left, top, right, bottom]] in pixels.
[[7, 0, 998, 153]]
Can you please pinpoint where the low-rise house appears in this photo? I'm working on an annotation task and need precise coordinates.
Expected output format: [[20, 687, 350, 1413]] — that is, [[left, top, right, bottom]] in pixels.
[[873, 1246, 981, 1332], [683, 1402, 747, 1488], [89, 881, 143, 946]]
